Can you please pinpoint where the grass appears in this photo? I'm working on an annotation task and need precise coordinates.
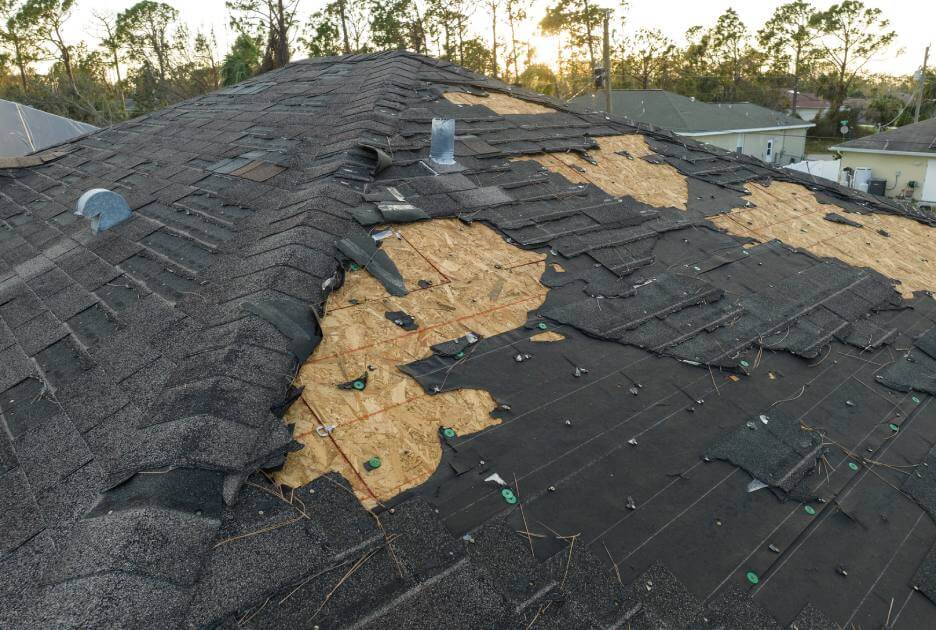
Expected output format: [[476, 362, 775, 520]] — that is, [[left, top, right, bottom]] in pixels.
[[805, 137, 841, 154]]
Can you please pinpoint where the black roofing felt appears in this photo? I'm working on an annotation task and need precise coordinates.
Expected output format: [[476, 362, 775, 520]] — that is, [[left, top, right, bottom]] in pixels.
[[2, 51, 936, 629]]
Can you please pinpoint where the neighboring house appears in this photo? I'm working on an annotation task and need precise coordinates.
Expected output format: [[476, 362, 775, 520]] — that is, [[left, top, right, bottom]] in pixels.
[[779, 89, 830, 122], [8, 52, 936, 629], [832, 116, 936, 203], [570, 89, 813, 164], [0, 99, 96, 158]]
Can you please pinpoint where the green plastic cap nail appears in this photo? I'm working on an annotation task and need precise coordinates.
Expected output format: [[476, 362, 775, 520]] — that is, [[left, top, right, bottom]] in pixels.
[[889, 423, 899, 432], [443, 427, 456, 439], [848, 462, 859, 471], [353, 380, 365, 390], [537, 322, 548, 330], [501, 488, 517, 504], [740, 360, 750, 367], [746, 571, 760, 585], [367, 456, 381, 469], [804, 505, 816, 516]]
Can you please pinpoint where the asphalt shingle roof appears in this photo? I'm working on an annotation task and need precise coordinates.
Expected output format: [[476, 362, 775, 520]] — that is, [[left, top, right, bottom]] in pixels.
[[836, 116, 936, 154], [1, 51, 936, 629], [570, 89, 811, 133]]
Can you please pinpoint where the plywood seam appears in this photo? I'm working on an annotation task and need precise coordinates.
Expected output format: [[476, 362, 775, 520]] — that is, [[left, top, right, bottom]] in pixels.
[[309, 293, 544, 363]]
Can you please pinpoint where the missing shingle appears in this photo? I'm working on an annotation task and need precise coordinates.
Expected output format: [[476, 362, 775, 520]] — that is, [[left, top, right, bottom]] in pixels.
[[711, 181, 936, 298], [277, 219, 547, 505]]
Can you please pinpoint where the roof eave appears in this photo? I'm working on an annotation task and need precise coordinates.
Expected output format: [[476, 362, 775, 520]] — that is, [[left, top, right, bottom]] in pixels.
[[832, 146, 936, 158], [681, 124, 814, 137]]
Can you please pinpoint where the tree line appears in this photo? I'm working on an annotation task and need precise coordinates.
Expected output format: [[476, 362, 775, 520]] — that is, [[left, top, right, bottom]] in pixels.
[[0, 0, 928, 132]]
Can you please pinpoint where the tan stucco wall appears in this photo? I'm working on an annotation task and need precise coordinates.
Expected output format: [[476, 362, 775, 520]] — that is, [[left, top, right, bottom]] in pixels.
[[838, 152, 933, 201], [689, 128, 807, 165]]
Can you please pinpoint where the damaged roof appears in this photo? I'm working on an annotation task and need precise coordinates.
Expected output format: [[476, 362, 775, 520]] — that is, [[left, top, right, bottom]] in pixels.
[[2, 51, 936, 629]]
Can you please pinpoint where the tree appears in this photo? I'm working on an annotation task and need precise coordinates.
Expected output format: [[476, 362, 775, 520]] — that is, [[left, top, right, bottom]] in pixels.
[[814, 0, 896, 118], [484, 0, 502, 78], [18, 0, 79, 95], [424, 0, 472, 63], [221, 32, 261, 84], [518, 63, 558, 96], [757, 1, 820, 116], [226, 0, 300, 72], [303, 7, 341, 57], [621, 28, 674, 89], [540, 0, 603, 71], [303, 0, 369, 57], [369, 0, 425, 53], [708, 8, 747, 101], [504, 0, 529, 82], [865, 93, 903, 126], [116, 1, 180, 87], [91, 10, 125, 114], [0, 0, 38, 92]]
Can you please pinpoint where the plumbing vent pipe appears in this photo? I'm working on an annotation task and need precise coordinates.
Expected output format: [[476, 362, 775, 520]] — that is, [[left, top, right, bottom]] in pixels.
[[429, 118, 456, 165]]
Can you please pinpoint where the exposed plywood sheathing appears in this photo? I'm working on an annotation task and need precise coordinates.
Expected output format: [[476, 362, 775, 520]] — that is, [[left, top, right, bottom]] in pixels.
[[444, 90, 558, 114], [277, 219, 558, 505], [443, 91, 689, 210], [530, 330, 565, 342], [711, 180, 936, 298], [515, 135, 689, 211]]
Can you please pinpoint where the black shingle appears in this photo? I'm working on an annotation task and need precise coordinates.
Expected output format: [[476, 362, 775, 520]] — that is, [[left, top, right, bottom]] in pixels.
[[14, 413, 92, 492], [13, 310, 68, 356]]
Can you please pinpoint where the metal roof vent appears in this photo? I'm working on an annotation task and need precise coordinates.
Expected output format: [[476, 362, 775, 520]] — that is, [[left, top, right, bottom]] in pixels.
[[429, 118, 455, 165], [74, 188, 132, 234]]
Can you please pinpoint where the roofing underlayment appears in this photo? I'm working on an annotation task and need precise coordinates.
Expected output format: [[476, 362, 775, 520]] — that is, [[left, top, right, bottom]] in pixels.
[[3, 52, 936, 628]]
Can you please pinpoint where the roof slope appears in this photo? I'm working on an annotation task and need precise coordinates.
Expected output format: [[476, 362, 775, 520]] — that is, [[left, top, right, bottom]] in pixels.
[[835, 116, 936, 154], [0, 99, 97, 158], [570, 89, 810, 133], [780, 89, 830, 109], [1, 51, 936, 629]]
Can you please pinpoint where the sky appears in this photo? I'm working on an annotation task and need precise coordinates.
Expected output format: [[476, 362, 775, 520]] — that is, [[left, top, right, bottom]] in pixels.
[[64, 0, 932, 76]]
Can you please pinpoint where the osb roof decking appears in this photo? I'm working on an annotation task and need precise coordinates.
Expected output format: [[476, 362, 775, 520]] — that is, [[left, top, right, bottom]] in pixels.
[[2, 51, 936, 629]]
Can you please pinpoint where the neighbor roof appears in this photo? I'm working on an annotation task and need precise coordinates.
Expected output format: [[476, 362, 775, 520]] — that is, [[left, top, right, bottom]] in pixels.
[[833, 116, 936, 156], [780, 89, 830, 110], [2, 51, 936, 630], [0, 99, 96, 158], [570, 89, 812, 135]]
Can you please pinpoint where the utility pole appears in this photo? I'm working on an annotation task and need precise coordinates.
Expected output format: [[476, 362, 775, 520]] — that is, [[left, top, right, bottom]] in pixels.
[[915, 44, 929, 124], [603, 10, 612, 114]]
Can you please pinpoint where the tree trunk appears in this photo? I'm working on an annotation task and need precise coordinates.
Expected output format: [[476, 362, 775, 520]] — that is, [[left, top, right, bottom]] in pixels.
[[280, 0, 290, 65], [338, 0, 351, 54], [790, 46, 800, 115], [53, 24, 80, 96], [490, 4, 497, 78], [13, 38, 28, 92], [508, 8, 519, 82], [112, 48, 126, 114], [582, 0, 596, 70]]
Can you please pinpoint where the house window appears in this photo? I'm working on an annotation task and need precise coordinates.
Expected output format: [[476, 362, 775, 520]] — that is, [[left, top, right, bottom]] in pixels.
[[735, 135, 744, 155], [766, 138, 774, 163]]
